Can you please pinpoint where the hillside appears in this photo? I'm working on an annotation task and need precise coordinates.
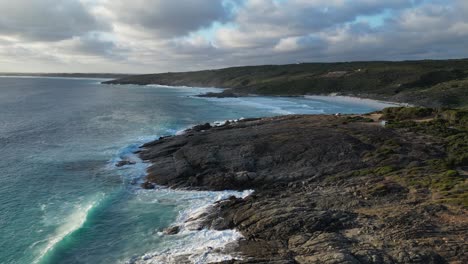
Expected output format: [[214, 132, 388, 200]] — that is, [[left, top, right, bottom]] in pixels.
[[104, 59, 468, 108]]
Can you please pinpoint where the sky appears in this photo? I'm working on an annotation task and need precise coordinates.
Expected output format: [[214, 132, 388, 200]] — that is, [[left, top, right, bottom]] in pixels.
[[0, 0, 467, 73]]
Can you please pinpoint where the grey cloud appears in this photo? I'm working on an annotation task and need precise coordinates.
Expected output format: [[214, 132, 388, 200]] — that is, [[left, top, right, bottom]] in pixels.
[[0, 0, 109, 42], [236, 0, 412, 33], [1, 0, 468, 73], [63, 34, 126, 59], [96, 0, 468, 72], [107, 0, 230, 37], [154, 0, 468, 72], [308, 2, 468, 61], [214, 0, 415, 50]]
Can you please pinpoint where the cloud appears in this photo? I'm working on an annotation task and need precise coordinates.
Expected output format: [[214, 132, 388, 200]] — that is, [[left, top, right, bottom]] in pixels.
[[0, 0, 468, 73], [104, 0, 231, 38], [58, 33, 127, 60], [0, 0, 109, 42], [316, 1, 468, 61], [214, 0, 413, 49]]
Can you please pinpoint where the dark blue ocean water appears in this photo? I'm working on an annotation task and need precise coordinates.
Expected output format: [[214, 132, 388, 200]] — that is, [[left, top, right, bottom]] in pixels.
[[0, 77, 390, 264]]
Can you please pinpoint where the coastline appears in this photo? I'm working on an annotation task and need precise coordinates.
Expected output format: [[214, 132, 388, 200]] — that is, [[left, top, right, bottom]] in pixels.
[[102, 78, 418, 109], [134, 110, 467, 263], [113, 81, 412, 110], [113, 129, 253, 263], [304, 94, 411, 108], [194, 88, 414, 109], [130, 188, 253, 263], [102, 58, 468, 109], [124, 88, 426, 263]]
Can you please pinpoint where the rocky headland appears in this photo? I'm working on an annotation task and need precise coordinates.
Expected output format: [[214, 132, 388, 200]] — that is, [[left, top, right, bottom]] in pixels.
[[136, 107, 467, 263]]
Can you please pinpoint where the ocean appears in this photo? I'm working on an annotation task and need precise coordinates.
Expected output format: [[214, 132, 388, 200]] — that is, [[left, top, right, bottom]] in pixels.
[[0, 77, 391, 264]]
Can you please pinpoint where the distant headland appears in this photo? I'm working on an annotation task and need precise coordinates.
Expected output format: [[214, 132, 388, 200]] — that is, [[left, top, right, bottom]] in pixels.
[[104, 58, 468, 109]]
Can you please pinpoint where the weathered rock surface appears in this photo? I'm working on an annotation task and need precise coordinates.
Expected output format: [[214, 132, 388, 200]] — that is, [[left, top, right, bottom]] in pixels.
[[162, 225, 180, 235], [139, 114, 467, 263]]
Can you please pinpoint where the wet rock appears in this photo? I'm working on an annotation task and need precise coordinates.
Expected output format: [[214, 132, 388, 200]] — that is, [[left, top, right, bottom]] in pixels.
[[141, 181, 155, 189], [191, 123, 212, 132], [137, 115, 467, 263], [163, 226, 180, 235], [116, 160, 136, 167]]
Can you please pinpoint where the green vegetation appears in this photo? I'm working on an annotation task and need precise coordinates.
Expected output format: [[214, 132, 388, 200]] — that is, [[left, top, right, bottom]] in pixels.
[[344, 116, 374, 122], [106, 59, 468, 108], [380, 107, 468, 207], [351, 166, 396, 177], [297, 106, 467, 207], [381, 107, 434, 120]]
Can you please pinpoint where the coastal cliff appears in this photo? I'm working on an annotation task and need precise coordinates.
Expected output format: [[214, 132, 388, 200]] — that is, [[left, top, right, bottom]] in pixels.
[[137, 107, 467, 263]]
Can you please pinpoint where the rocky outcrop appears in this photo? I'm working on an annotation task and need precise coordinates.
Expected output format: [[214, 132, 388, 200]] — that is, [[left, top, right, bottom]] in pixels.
[[138, 113, 467, 263]]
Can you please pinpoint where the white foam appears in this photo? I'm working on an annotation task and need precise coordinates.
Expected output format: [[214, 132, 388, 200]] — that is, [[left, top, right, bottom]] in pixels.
[[194, 92, 398, 116], [34, 195, 103, 263], [133, 229, 243, 264], [110, 127, 255, 264], [146, 84, 224, 96], [110, 135, 254, 261], [304, 95, 405, 108], [128, 188, 253, 264], [110, 140, 153, 187], [212, 118, 244, 127], [175, 129, 187, 135], [195, 96, 330, 116]]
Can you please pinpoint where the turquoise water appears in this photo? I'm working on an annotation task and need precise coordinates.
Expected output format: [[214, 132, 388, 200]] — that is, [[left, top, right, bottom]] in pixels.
[[0, 77, 389, 264]]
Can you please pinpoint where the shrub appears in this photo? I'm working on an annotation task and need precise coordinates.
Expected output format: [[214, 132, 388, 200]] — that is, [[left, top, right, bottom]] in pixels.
[[381, 107, 434, 121]]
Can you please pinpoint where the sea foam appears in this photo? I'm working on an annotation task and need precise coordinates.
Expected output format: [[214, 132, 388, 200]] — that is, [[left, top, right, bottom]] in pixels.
[[111, 134, 254, 264], [34, 195, 103, 263], [128, 188, 253, 264]]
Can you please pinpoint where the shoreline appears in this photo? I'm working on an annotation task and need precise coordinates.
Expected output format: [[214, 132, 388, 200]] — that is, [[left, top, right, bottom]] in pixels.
[[125, 92, 412, 263], [135, 110, 467, 263], [304, 94, 411, 108], [114, 82, 413, 110], [101, 58, 468, 109], [129, 188, 253, 263], [115, 120, 255, 263]]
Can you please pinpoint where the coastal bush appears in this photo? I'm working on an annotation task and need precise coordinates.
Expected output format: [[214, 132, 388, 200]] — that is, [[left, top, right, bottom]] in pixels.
[[375, 166, 395, 175], [387, 118, 462, 138], [446, 133, 468, 166], [350, 166, 396, 177], [439, 109, 468, 129], [444, 170, 459, 177], [344, 116, 374, 122], [431, 170, 464, 192], [428, 159, 450, 171], [368, 181, 407, 197], [402, 70, 467, 88], [381, 107, 434, 120]]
